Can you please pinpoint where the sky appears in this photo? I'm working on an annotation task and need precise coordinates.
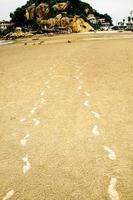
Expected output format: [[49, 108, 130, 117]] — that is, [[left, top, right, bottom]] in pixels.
[[0, 0, 133, 24]]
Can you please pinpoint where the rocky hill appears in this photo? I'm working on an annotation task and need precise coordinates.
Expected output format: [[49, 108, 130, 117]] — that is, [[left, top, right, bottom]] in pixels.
[[10, 0, 112, 33]]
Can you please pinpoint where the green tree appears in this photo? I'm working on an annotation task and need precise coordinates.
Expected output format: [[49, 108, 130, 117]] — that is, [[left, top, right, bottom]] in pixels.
[[9, 0, 112, 30], [128, 16, 131, 23], [10, 7, 26, 27]]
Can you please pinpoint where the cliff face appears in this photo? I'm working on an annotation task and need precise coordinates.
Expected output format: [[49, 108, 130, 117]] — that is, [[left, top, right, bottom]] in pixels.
[[26, 3, 50, 20], [24, 1, 94, 32], [52, 1, 70, 11], [10, 0, 112, 32]]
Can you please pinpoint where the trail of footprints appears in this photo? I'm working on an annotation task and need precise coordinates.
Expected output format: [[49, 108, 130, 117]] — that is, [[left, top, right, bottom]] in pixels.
[[4, 64, 119, 200], [19, 80, 50, 175], [18, 68, 55, 177], [79, 77, 119, 200], [2, 75, 52, 199]]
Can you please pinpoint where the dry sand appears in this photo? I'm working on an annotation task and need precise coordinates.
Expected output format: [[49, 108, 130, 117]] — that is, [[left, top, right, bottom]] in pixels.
[[0, 32, 133, 200]]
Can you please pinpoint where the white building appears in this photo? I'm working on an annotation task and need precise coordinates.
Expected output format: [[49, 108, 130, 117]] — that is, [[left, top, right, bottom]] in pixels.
[[0, 20, 11, 30]]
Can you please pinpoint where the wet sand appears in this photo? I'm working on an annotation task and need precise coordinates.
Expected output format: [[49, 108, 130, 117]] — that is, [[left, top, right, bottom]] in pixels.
[[0, 32, 133, 200], [0, 40, 14, 46]]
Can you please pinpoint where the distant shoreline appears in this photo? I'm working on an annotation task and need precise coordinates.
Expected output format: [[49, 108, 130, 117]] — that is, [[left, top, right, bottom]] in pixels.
[[0, 31, 133, 47], [0, 40, 15, 46]]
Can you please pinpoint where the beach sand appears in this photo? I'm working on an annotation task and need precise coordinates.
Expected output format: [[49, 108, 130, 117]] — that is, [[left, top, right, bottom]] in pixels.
[[0, 32, 133, 200]]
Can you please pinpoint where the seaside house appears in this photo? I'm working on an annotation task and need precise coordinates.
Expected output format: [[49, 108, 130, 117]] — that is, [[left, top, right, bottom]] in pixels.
[[0, 20, 10, 30], [87, 14, 97, 24], [0, 20, 15, 30], [97, 18, 110, 30], [87, 15, 110, 30]]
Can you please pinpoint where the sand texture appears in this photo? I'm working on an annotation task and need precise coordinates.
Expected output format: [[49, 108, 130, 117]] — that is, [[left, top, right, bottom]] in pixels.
[[0, 32, 133, 200]]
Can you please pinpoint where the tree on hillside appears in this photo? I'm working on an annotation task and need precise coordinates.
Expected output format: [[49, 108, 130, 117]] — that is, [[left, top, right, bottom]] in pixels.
[[128, 16, 131, 23], [69, 0, 80, 4], [9, 0, 112, 29], [10, 7, 26, 27]]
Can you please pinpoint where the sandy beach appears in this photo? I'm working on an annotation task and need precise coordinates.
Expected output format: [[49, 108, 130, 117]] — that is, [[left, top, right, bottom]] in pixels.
[[0, 32, 133, 200]]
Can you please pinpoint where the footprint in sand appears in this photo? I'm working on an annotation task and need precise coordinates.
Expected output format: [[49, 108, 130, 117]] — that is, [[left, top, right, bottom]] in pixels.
[[91, 111, 101, 119], [20, 118, 26, 123], [84, 100, 90, 108], [20, 134, 30, 146], [104, 146, 117, 160], [22, 155, 31, 174], [2, 190, 15, 200], [108, 177, 119, 200], [40, 91, 45, 96], [40, 97, 45, 104], [30, 106, 38, 114], [78, 85, 82, 90], [84, 92, 91, 97], [92, 125, 100, 136], [32, 118, 40, 126]]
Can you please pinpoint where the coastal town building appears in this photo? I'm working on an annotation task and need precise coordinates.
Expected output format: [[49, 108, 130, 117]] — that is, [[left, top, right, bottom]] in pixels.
[[87, 14, 111, 30], [0, 20, 15, 30], [87, 14, 97, 24], [0, 20, 10, 30], [112, 11, 133, 31]]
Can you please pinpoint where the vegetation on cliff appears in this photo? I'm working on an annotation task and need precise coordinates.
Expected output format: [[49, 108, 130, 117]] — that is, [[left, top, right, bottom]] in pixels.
[[9, 0, 112, 31]]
